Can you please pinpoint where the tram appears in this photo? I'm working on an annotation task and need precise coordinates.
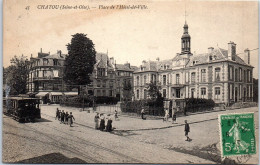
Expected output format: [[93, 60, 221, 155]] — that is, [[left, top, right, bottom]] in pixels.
[[3, 96, 41, 122]]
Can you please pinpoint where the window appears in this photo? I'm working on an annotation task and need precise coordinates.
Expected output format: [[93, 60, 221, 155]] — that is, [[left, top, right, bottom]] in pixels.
[[163, 89, 167, 98], [215, 87, 221, 99], [229, 66, 233, 80], [235, 69, 238, 81], [248, 70, 251, 82], [244, 70, 247, 82], [163, 75, 167, 85], [43, 59, 49, 65], [230, 84, 233, 100], [97, 80, 101, 87], [102, 90, 106, 96], [191, 72, 196, 83], [144, 75, 147, 84], [201, 69, 206, 82], [176, 89, 180, 98], [97, 90, 101, 96], [144, 89, 147, 99], [191, 88, 195, 98], [137, 76, 139, 86], [102, 81, 106, 88], [176, 74, 180, 84], [109, 90, 113, 97], [137, 90, 139, 99], [201, 88, 206, 98], [53, 59, 58, 66], [239, 68, 242, 81], [98, 68, 106, 76]]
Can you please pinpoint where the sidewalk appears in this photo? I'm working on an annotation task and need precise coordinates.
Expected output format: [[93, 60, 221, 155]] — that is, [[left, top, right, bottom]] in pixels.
[[40, 105, 258, 131]]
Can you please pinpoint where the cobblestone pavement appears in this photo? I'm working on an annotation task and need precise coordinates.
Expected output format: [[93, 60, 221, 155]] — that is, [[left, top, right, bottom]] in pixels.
[[3, 105, 258, 164]]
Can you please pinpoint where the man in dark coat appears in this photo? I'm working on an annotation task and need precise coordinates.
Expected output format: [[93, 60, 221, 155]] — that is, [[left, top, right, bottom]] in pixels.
[[60, 110, 65, 124], [184, 120, 191, 141], [55, 108, 59, 120]]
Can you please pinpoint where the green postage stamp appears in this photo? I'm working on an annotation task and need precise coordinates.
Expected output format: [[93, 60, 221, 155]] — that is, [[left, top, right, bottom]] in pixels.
[[219, 113, 256, 157]]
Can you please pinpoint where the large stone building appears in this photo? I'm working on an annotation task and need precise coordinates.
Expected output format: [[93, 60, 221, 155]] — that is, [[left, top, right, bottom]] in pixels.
[[27, 49, 77, 103], [133, 21, 254, 106], [27, 50, 136, 103]]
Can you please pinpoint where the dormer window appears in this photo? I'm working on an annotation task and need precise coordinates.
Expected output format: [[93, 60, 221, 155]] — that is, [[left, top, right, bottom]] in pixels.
[[209, 55, 213, 61]]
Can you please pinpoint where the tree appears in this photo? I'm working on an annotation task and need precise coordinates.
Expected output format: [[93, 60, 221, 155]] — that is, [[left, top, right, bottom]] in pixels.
[[64, 33, 96, 94], [147, 81, 161, 100], [122, 80, 132, 102], [146, 81, 164, 107], [5, 55, 29, 96]]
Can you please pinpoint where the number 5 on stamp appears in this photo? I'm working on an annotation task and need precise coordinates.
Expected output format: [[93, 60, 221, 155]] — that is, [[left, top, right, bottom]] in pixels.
[[219, 113, 256, 157]]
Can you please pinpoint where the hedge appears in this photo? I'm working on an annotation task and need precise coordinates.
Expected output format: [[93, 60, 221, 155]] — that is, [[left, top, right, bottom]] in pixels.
[[184, 98, 215, 113]]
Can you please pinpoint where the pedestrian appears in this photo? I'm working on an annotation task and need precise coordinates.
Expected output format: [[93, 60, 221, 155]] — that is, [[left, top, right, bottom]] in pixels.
[[55, 108, 59, 120], [58, 110, 61, 121], [60, 110, 65, 124], [99, 114, 105, 131], [68, 112, 75, 127], [114, 110, 118, 121], [172, 108, 177, 124], [141, 108, 145, 120], [164, 109, 169, 122], [106, 114, 113, 132], [65, 112, 69, 124], [184, 120, 191, 141], [94, 112, 99, 129]]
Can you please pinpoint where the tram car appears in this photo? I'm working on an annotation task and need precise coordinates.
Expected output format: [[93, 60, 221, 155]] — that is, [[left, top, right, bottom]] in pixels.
[[3, 96, 41, 122]]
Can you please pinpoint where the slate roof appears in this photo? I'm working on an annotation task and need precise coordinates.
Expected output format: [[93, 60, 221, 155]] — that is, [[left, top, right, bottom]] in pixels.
[[95, 53, 114, 69], [187, 47, 251, 67], [115, 64, 136, 71], [44, 53, 66, 60]]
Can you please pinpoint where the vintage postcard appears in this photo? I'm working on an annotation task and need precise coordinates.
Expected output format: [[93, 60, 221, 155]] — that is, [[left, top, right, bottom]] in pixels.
[[2, 0, 259, 164]]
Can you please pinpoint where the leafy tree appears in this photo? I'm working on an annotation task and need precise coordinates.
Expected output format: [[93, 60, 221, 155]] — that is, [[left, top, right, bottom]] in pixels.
[[5, 55, 29, 96], [122, 80, 132, 102], [146, 81, 164, 107], [147, 81, 161, 100], [64, 33, 96, 94]]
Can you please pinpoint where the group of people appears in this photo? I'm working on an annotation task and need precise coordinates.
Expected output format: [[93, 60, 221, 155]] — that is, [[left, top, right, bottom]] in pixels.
[[55, 108, 75, 127], [94, 112, 116, 132]]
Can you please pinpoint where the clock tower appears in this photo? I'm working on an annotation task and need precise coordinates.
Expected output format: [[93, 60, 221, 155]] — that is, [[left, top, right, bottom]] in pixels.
[[181, 21, 191, 54]]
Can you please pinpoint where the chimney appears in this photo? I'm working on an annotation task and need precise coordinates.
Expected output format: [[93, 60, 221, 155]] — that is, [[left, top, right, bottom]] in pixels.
[[208, 47, 214, 53], [40, 48, 42, 53], [156, 57, 160, 61], [110, 57, 114, 65], [244, 48, 250, 64], [124, 61, 130, 68], [228, 41, 236, 60]]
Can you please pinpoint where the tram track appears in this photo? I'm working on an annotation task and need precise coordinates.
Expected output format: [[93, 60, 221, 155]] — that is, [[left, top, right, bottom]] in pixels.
[[4, 112, 143, 163], [40, 113, 143, 163]]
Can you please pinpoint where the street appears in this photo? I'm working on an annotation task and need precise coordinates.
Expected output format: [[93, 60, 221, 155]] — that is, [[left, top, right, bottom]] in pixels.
[[2, 105, 259, 164]]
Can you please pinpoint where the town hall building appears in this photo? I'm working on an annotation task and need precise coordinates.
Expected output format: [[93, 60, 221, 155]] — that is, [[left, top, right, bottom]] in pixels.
[[133, 21, 254, 106]]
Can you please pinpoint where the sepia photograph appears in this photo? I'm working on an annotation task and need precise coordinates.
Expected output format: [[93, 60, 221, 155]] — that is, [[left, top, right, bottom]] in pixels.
[[2, 0, 259, 164]]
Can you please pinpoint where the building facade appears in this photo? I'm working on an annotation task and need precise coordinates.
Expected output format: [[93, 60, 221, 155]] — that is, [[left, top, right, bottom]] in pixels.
[[27, 50, 136, 103], [133, 22, 254, 105]]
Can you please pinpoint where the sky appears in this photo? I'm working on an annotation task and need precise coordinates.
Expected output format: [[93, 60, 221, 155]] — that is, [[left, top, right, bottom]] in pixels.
[[3, 0, 259, 78]]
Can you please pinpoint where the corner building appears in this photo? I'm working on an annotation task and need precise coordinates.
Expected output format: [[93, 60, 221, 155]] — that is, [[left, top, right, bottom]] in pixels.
[[133, 22, 254, 106]]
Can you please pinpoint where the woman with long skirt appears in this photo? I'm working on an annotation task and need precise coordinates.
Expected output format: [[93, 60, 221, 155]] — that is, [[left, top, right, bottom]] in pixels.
[[99, 114, 105, 131], [106, 114, 113, 132], [68, 112, 75, 127]]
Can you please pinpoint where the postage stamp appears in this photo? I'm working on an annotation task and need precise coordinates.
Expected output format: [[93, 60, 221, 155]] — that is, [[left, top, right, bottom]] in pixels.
[[219, 112, 256, 157]]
